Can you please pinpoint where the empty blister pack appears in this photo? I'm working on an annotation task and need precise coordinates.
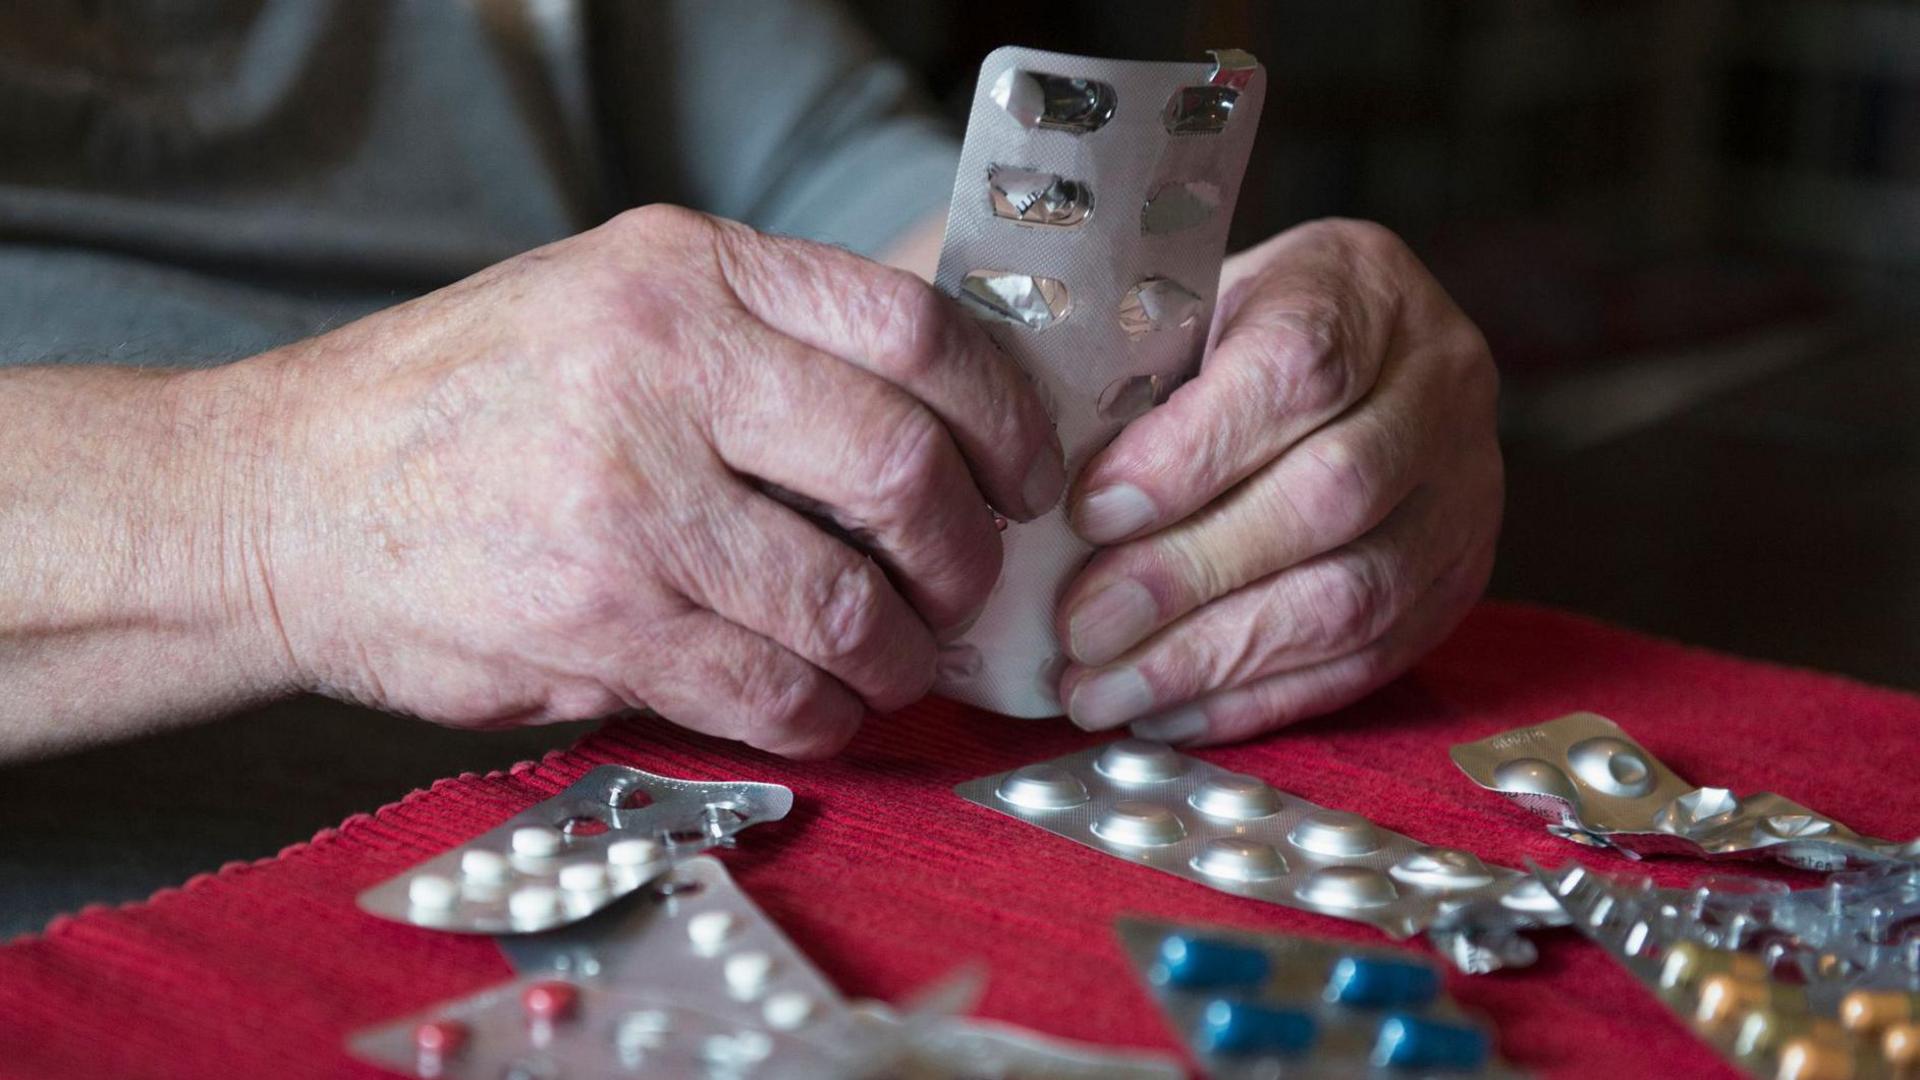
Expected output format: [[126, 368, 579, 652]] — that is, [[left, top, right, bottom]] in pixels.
[[358, 857, 1182, 1079], [931, 47, 1266, 717], [1451, 713, 1916, 871], [357, 766, 793, 934], [955, 739, 1565, 969], [1532, 862, 1920, 1080], [1116, 917, 1522, 1078]]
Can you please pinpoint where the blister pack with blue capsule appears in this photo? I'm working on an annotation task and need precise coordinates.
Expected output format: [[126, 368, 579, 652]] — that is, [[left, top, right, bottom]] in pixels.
[[955, 739, 1568, 971], [1115, 917, 1524, 1078]]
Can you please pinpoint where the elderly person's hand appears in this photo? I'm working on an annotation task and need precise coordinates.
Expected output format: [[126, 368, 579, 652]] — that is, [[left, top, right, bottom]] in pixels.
[[1053, 219, 1501, 745], [236, 206, 1063, 758]]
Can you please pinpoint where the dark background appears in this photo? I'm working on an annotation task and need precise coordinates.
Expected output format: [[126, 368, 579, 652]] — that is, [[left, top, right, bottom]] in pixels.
[[4, 0, 1914, 936]]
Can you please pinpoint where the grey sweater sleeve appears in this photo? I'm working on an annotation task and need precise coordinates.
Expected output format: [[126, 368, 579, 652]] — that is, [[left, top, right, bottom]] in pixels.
[[590, 0, 959, 257]]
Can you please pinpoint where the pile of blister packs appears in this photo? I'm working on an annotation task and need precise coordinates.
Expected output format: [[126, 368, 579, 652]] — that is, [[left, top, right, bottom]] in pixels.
[[1445, 713, 1920, 1079], [340, 41, 1918, 1080]]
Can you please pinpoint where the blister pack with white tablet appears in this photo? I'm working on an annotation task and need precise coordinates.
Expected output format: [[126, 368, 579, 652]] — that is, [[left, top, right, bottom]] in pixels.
[[356, 766, 792, 934], [956, 739, 1567, 971], [930, 46, 1266, 717], [353, 857, 1183, 1079]]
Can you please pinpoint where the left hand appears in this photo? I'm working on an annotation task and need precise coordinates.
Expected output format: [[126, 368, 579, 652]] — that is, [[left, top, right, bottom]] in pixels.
[[1053, 219, 1502, 745]]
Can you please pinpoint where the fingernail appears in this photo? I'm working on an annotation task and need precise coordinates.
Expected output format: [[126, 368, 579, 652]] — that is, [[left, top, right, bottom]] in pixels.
[[1129, 705, 1209, 745], [1074, 483, 1157, 543], [1021, 442, 1067, 518], [1068, 579, 1158, 666], [1067, 666, 1155, 731]]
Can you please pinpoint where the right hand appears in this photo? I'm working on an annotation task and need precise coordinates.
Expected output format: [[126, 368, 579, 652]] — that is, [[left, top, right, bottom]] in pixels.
[[228, 205, 1064, 757]]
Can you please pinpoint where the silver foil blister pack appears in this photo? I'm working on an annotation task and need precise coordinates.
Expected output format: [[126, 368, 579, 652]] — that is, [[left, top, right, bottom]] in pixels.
[[1115, 917, 1520, 1077], [955, 739, 1564, 968], [356, 766, 793, 934], [354, 857, 1182, 1079], [931, 47, 1267, 716], [1451, 713, 1916, 871], [1531, 861, 1920, 1080]]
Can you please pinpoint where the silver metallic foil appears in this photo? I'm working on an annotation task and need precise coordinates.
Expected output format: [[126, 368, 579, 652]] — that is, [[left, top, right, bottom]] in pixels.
[[1451, 712, 1918, 870], [933, 47, 1267, 717]]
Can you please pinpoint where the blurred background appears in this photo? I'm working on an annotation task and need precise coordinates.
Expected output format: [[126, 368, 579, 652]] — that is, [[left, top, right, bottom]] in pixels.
[[3, 0, 1914, 935], [849, 0, 1920, 689]]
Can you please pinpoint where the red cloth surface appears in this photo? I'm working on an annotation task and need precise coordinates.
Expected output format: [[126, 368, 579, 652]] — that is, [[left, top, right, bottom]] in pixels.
[[3, 602, 1917, 1080]]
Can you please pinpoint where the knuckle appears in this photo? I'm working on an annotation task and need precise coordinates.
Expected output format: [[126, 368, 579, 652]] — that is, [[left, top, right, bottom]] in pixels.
[[1450, 327, 1501, 414], [860, 403, 950, 515], [1152, 530, 1230, 610], [1294, 556, 1396, 654], [806, 559, 892, 668], [737, 667, 828, 748], [606, 202, 707, 241], [1329, 217, 1409, 261], [867, 271, 954, 380], [1236, 301, 1354, 419], [1280, 431, 1382, 539]]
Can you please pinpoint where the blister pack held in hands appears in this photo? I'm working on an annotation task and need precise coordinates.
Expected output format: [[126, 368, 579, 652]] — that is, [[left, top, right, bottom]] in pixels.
[[356, 766, 792, 934], [1451, 713, 1917, 870], [931, 47, 1266, 717], [955, 739, 1565, 969]]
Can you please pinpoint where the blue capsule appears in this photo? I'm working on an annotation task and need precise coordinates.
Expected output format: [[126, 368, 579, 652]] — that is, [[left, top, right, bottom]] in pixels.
[[1371, 1013, 1490, 1072], [1324, 954, 1442, 1008], [1196, 998, 1318, 1057], [1155, 934, 1271, 990]]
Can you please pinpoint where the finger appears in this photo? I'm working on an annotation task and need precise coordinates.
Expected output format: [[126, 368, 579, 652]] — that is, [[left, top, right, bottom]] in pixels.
[[1060, 478, 1485, 732], [711, 221, 1065, 520], [1056, 338, 1465, 667], [1125, 540, 1493, 746], [661, 474, 939, 714], [621, 606, 865, 759], [701, 322, 1002, 638], [1068, 220, 1413, 544]]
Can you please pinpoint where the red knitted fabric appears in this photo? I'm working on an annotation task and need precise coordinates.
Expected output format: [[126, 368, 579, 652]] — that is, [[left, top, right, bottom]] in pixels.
[[4, 602, 1915, 1079]]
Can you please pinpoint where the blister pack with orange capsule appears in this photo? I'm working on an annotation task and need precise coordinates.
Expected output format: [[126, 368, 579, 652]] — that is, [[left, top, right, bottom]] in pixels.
[[1536, 860, 1920, 1080], [929, 47, 1266, 717]]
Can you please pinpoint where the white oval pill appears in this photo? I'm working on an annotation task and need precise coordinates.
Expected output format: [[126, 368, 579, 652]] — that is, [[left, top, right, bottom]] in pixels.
[[407, 874, 458, 909], [763, 991, 815, 1030], [558, 863, 608, 893], [512, 826, 563, 858], [606, 838, 660, 867], [724, 951, 776, 1000], [508, 885, 561, 924], [460, 849, 511, 883], [688, 911, 737, 952]]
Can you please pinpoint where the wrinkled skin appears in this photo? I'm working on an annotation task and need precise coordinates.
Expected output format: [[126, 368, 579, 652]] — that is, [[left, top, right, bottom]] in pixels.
[[1054, 218, 1503, 745], [250, 206, 1065, 758]]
